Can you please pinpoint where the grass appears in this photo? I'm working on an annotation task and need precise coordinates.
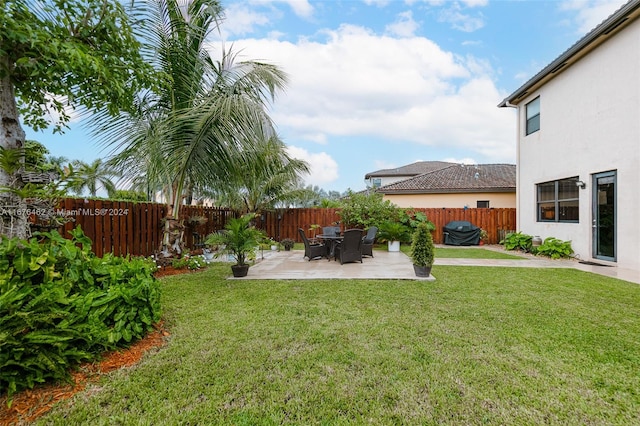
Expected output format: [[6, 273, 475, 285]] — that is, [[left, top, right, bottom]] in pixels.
[[36, 264, 640, 425], [433, 246, 525, 259], [397, 243, 525, 259]]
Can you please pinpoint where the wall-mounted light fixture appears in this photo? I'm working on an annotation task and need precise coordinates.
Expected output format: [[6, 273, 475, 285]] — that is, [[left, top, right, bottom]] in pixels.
[[576, 180, 586, 189]]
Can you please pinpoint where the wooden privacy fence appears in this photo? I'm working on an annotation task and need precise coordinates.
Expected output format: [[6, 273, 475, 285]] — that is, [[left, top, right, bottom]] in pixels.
[[51, 199, 516, 257], [264, 208, 516, 246], [57, 198, 233, 257]]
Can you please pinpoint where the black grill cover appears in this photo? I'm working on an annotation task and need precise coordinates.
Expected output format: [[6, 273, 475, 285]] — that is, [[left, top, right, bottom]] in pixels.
[[443, 221, 481, 246]]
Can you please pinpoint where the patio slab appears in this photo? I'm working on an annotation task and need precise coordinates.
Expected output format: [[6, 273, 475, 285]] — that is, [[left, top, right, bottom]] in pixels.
[[236, 249, 435, 281], [233, 247, 640, 284]]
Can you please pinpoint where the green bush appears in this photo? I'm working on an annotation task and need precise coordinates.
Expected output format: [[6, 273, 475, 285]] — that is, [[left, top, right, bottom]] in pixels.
[[534, 237, 574, 259], [410, 222, 435, 267], [337, 190, 398, 229], [501, 231, 533, 252], [399, 209, 435, 232], [0, 227, 161, 399], [377, 221, 412, 243]]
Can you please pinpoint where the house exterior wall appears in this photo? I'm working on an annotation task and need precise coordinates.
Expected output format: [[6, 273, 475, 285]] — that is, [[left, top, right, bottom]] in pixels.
[[383, 192, 516, 208], [515, 20, 640, 272]]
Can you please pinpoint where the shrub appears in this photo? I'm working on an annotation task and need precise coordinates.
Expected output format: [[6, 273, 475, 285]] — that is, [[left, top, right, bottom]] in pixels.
[[0, 227, 161, 399], [171, 254, 204, 270], [534, 237, 574, 259], [501, 231, 533, 252], [377, 221, 412, 243], [410, 222, 435, 267], [337, 190, 398, 229], [399, 209, 435, 232]]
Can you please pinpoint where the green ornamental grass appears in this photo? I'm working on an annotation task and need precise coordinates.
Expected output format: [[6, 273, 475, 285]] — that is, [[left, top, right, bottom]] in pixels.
[[35, 263, 640, 425]]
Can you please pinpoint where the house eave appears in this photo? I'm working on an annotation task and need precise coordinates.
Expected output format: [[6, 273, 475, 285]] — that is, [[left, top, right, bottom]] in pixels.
[[498, 0, 640, 107], [378, 188, 516, 195]]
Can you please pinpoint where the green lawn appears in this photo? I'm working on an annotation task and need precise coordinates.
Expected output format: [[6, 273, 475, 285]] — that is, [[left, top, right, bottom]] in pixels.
[[37, 264, 640, 425], [398, 244, 525, 259]]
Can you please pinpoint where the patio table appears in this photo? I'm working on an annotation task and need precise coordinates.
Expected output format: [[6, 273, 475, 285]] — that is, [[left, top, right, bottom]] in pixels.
[[316, 234, 343, 261]]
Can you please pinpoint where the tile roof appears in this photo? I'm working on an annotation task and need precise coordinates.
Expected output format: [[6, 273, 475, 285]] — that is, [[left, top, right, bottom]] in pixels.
[[377, 163, 516, 194], [364, 161, 455, 179]]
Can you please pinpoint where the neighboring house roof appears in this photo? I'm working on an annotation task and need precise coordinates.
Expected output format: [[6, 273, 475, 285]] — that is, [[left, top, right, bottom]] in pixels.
[[377, 164, 516, 194], [364, 161, 455, 179], [498, 0, 640, 107]]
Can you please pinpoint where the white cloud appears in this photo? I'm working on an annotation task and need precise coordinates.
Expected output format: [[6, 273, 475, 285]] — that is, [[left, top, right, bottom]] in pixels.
[[560, 0, 628, 34], [438, 3, 485, 32], [221, 4, 270, 37], [224, 24, 515, 162], [286, 146, 339, 185], [385, 10, 420, 38]]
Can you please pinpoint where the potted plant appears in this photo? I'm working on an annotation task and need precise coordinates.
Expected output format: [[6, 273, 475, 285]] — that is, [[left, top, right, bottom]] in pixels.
[[410, 222, 435, 277], [479, 228, 488, 246], [205, 213, 266, 277], [377, 221, 411, 252], [281, 238, 295, 251]]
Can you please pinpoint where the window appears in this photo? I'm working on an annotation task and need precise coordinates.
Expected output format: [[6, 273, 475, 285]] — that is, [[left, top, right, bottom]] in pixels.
[[372, 178, 381, 188], [526, 97, 540, 135], [477, 200, 490, 208], [537, 177, 579, 222]]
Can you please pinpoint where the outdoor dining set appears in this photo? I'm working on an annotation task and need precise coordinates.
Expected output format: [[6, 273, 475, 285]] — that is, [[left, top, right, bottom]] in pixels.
[[297, 226, 378, 265]]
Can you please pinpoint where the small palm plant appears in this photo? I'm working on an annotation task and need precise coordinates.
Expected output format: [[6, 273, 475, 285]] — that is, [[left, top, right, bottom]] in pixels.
[[410, 222, 435, 277], [377, 221, 411, 252], [205, 213, 265, 276]]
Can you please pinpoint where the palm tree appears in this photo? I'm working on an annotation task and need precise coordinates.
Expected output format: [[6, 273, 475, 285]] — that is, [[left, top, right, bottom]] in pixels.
[[209, 134, 309, 213], [91, 0, 288, 256], [68, 159, 118, 197]]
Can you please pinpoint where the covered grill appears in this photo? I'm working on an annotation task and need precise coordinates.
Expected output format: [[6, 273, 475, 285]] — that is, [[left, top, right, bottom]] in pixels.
[[443, 221, 481, 246]]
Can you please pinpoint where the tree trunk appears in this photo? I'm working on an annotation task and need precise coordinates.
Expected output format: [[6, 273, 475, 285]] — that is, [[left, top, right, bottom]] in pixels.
[[0, 54, 28, 239]]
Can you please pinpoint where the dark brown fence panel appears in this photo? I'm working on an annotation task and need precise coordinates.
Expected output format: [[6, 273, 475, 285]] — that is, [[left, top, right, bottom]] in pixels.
[[180, 205, 235, 249], [49, 200, 515, 256], [56, 199, 165, 257], [257, 207, 515, 245]]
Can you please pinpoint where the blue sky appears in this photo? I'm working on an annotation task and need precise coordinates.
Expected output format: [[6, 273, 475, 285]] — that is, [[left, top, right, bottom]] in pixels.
[[25, 0, 628, 194]]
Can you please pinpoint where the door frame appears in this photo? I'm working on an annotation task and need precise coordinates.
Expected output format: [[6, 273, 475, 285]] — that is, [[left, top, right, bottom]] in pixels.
[[592, 170, 617, 262]]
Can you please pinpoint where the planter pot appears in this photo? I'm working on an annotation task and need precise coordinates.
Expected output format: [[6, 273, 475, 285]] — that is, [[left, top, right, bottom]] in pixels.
[[271, 245, 278, 251], [388, 241, 400, 252], [231, 264, 249, 277], [284, 246, 291, 251], [413, 264, 432, 278]]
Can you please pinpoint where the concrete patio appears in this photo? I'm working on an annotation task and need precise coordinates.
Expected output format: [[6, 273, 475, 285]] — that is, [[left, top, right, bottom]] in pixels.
[[235, 246, 640, 284]]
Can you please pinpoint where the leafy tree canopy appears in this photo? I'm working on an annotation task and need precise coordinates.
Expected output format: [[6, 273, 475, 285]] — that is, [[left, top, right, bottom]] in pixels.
[[1, 0, 154, 133]]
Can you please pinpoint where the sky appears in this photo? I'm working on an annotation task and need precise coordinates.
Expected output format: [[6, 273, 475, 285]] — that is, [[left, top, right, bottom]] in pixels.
[[24, 0, 630, 194]]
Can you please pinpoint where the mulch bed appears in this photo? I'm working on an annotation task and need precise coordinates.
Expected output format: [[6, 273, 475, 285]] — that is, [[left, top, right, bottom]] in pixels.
[[0, 265, 199, 425]]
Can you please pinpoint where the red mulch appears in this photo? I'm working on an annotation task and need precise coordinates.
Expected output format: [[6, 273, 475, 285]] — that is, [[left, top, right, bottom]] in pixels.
[[0, 266, 198, 425]]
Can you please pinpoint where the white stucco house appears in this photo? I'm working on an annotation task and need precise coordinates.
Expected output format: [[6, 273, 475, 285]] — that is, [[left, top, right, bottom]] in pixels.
[[498, 0, 640, 276]]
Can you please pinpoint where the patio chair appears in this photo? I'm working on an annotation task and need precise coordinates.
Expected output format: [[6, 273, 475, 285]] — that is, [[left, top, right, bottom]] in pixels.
[[322, 226, 341, 237], [298, 228, 328, 261], [361, 226, 378, 258], [334, 228, 364, 264]]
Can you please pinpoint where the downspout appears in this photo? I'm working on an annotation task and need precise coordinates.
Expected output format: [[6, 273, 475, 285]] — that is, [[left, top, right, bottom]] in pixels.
[[503, 100, 520, 233]]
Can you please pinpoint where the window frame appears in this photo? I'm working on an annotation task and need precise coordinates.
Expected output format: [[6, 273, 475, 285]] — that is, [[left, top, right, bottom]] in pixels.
[[536, 177, 580, 223], [371, 178, 382, 188], [526, 97, 540, 135], [477, 200, 490, 208]]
